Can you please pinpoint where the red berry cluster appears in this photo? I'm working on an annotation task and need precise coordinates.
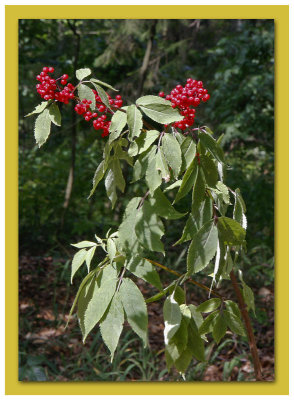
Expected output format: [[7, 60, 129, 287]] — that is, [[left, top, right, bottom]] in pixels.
[[36, 67, 75, 104], [159, 78, 210, 131]]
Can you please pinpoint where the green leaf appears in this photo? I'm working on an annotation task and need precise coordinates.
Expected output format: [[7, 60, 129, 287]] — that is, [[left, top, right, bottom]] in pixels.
[[111, 158, 125, 193], [76, 68, 91, 81], [132, 149, 151, 182], [34, 108, 52, 148], [107, 238, 116, 263], [119, 278, 148, 346], [150, 188, 186, 220], [215, 181, 230, 204], [104, 168, 117, 208], [156, 147, 170, 182], [127, 104, 143, 138], [25, 101, 49, 117], [233, 188, 247, 229], [163, 180, 182, 192], [117, 197, 142, 255], [100, 292, 124, 361], [163, 292, 182, 344], [135, 201, 165, 254], [181, 136, 196, 170], [91, 81, 111, 109], [71, 241, 97, 248], [109, 110, 127, 143], [198, 311, 218, 335], [223, 310, 246, 336], [225, 300, 241, 319], [114, 142, 133, 166], [187, 220, 218, 275], [217, 217, 246, 245], [48, 102, 61, 126], [90, 77, 118, 92], [88, 160, 107, 199], [128, 130, 159, 156], [162, 133, 182, 178], [200, 155, 218, 187], [78, 276, 117, 342], [242, 283, 256, 315], [71, 248, 88, 283], [187, 319, 205, 361], [174, 159, 198, 203], [212, 313, 227, 344], [85, 246, 96, 272], [137, 96, 183, 125], [77, 84, 95, 110], [196, 298, 221, 313], [174, 348, 192, 375], [199, 129, 225, 163], [126, 256, 162, 290], [145, 156, 162, 195], [173, 287, 186, 305], [191, 167, 206, 214]]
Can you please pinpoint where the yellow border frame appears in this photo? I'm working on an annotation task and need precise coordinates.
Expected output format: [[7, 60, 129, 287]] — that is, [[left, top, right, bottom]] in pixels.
[[6, 5, 289, 395]]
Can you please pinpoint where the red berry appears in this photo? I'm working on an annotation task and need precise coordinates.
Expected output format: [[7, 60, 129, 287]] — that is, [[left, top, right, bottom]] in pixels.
[[61, 79, 67, 85], [48, 67, 54, 73]]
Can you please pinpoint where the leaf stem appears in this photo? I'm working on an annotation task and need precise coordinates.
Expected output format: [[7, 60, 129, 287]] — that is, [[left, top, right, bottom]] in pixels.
[[144, 258, 225, 300]]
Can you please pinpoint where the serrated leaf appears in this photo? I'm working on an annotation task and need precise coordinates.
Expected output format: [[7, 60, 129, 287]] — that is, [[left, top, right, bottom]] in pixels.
[[191, 166, 206, 213], [196, 298, 221, 313], [104, 168, 117, 208], [150, 188, 186, 220], [127, 104, 143, 138], [137, 96, 183, 124], [163, 292, 182, 344], [162, 133, 182, 178], [225, 300, 241, 319], [174, 287, 186, 305], [48, 102, 61, 126], [107, 238, 116, 262], [135, 201, 165, 254], [212, 313, 227, 344], [200, 155, 218, 187], [34, 108, 52, 148], [111, 158, 125, 193], [198, 310, 218, 335], [156, 147, 170, 182], [71, 248, 88, 283], [223, 310, 246, 336], [78, 276, 117, 341], [76, 68, 91, 81], [119, 278, 148, 346], [187, 220, 218, 275], [25, 101, 49, 117], [91, 81, 111, 109], [242, 283, 255, 315], [132, 146, 156, 182], [199, 129, 225, 163], [71, 241, 97, 248], [88, 160, 107, 198], [90, 77, 118, 92], [77, 84, 95, 110], [215, 181, 230, 204], [126, 256, 162, 290], [187, 319, 205, 361], [117, 197, 142, 255], [145, 156, 162, 195], [128, 130, 159, 156], [233, 188, 247, 229], [174, 348, 192, 375], [85, 246, 96, 272], [114, 142, 133, 166], [109, 110, 127, 143], [217, 217, 246, 246], [181, 136, 197, 170], [100, 292, 124, 361], [174, 159, 198, 203], [188, 304, 204, 330]]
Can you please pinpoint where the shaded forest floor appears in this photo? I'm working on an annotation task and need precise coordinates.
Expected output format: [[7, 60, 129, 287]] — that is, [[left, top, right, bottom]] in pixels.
[[19, 255, 274, 382]]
